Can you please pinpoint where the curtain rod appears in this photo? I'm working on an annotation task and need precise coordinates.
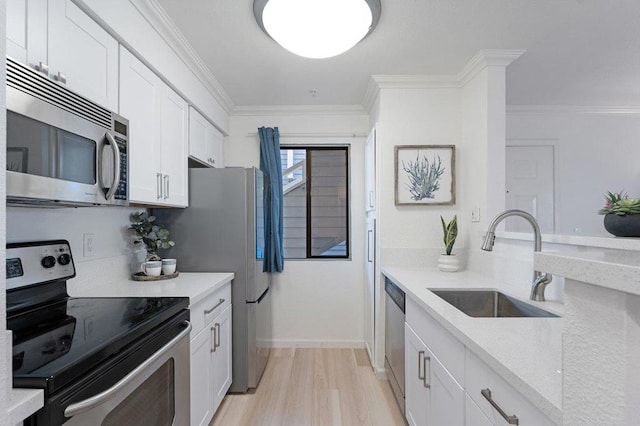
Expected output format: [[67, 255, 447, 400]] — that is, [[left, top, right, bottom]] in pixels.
[[246, 132, 367, 138]]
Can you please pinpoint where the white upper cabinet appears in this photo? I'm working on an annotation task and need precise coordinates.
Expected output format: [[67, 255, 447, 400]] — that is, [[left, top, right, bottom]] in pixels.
[[189, 107, 224, 168], [120, 46, 188, 207], [364, 125, 377, 212], [7, 0, 118, 110]]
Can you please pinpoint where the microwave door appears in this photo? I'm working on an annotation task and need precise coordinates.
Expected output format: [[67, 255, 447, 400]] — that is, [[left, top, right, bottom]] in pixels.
[[98, 133, 121, 201]]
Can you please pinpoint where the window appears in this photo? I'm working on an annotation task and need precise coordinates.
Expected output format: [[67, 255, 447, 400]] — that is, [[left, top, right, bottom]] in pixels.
[[280, 146, 349, 259]]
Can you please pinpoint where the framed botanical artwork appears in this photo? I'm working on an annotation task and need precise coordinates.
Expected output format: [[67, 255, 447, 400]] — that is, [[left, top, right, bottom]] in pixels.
[[395, 145, 456, 205]]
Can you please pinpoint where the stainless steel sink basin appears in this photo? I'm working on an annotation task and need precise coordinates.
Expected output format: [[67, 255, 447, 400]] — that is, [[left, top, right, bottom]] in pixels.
[[430, 289, 559, 318]]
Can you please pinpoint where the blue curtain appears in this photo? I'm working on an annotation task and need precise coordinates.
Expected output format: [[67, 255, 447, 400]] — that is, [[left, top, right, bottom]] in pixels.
[[259, 127, 285, 272]]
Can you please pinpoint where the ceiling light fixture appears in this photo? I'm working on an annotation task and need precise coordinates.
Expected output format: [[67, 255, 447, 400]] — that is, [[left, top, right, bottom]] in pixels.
[[254, 0, 381, 59]]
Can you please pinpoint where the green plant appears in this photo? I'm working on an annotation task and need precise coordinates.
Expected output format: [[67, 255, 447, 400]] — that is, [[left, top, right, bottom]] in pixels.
[[129, 211, 175, 259], [598, 191, 640, 216], [440, 215, 458, 255], [402, 154, 445, 200]]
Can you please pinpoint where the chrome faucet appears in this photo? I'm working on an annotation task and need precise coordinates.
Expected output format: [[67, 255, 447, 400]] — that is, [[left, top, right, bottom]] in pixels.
[[481, 209, 553, 302]]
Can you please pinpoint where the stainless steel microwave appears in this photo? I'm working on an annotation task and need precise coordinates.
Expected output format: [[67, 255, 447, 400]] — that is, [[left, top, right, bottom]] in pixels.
[[6, 57, 129, 207]]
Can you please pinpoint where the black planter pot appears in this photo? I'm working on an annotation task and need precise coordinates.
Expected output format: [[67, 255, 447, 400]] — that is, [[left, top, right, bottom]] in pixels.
[[603, 213, 640, 237]]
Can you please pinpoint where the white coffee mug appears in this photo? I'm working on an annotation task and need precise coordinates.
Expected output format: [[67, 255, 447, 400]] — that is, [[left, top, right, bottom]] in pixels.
[[141, 261, 162, 277], [162, 258, 177, 275]]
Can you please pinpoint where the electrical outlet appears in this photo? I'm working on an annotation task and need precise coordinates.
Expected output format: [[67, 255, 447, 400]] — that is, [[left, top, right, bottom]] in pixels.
[[471, 207, 481, 223], [83, 233, 95, 257]]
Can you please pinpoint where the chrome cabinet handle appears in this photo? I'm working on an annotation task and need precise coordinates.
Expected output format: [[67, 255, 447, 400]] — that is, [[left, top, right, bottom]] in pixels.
[[215, 323, 221, 349], [481, 388, 519, 425], [156, 173, 163, 199], [65, 321, 192, 417], [54, 71, 67, 84], [417, 350, 425, 381], [163, 175, 169, 199], [211, 326, 216, 353], [422, 355, 430, 388], [34, 61, 49, 75], [204, 298, 225, 315], [102, 133, 120, 201]]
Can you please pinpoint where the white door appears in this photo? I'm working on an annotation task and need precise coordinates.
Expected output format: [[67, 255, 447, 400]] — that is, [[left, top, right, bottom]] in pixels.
[[505, 145, 555, 233], [465, 394, 494, 426], [208, 125, 224, 168], [428, 347, 464, 426], [7, 0, 47, 65], [364, 125, 377, 211], [405, 324, 428, 426], [212, 305, 232, 411], [119, 47, 163, 204], [188, 107, 208, 165], [48, 0, 118, 110], [364, 218, 375, 365], [190, 327, 214, 426], [160, 84, 189, 207]]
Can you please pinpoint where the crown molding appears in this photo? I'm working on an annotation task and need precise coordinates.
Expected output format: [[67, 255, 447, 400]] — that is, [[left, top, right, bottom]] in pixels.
[[131, 0, 235, 113], [457, 49, 526, 87], [507, 105, 640, 115], [233, 104, 368, 116]]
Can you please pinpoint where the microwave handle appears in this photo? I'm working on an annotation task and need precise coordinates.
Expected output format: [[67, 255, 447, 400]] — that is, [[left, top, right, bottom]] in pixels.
[[102, 133, 121, 200]]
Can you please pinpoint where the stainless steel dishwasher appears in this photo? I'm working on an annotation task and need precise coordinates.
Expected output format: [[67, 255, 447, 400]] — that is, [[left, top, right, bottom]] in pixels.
[[385, 277, 405, 414]]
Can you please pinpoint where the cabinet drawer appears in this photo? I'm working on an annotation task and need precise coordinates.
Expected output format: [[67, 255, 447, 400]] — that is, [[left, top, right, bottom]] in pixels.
[[190, 283, 232, 335], [406, 297, 465, 385], [465, 350, 555, 426]]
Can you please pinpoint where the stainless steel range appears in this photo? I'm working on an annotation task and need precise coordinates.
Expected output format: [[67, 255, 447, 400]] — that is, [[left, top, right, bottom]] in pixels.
[[6, 240, 191, 425]]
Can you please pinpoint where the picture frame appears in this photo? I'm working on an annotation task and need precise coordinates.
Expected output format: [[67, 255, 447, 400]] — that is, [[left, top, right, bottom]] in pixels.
[[7, 147, 28, 173], [394, 145, 455, 205]]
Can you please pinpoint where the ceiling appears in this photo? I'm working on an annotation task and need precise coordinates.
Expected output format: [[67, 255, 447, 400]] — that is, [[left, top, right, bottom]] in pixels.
[[156, 0, 640, 108]]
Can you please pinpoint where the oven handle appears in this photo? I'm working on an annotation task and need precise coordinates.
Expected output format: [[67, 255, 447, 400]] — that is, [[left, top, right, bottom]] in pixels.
[[64, 320, 192, 418], [102, 132, 121, 201]]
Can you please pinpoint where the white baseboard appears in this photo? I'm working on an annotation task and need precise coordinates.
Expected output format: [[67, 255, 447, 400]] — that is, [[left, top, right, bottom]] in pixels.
[[374, 367, 387, 380], [260, 339, 366, 349]]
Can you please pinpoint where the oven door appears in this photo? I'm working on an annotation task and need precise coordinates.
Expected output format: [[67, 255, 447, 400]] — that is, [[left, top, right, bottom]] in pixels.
[[6, 86, 123, 206], [61, 321, 191, 426]]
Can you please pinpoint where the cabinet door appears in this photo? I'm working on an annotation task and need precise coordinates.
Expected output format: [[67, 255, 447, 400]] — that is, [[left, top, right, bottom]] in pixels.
[[427, 345, 464, 426], [160, 84, 189, 207], [7, 0, 47, 65], [48, 0, 118, 110], [405, 323, 428, 426], [208, 125, 224, 168], [190, 327, 214, 426], [188, 107, 208, 165], [466, 394, 494, 426], [212, 305, 232, 411], [119, 47, 163, 204], [364, 125, 376, 211], [364, 218, 375, 364]]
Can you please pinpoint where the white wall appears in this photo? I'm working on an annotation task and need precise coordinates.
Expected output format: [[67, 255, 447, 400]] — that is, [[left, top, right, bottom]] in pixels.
[[226, 109, 369, 346], [507, 110, 640, 237]]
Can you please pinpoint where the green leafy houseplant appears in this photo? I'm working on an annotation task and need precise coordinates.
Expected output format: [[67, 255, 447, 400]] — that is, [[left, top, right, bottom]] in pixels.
[[129, 211, 175, 260], [440, 215, 458, 255], [598, 191, 640, 216]]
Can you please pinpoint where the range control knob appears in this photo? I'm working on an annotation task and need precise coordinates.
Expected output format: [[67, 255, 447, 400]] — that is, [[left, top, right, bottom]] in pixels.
[[41, 256, 56, 269], [58, 253, 71, 266]]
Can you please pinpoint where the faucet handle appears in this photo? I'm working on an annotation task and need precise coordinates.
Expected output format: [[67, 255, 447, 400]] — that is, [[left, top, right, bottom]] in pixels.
[[531, 272, 552, 301]]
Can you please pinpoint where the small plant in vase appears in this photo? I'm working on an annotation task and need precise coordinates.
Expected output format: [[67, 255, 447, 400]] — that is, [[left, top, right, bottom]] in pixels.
[[438, 215, 459, 272], [129, 211, 175, 261], [598, 191, 640, 237]]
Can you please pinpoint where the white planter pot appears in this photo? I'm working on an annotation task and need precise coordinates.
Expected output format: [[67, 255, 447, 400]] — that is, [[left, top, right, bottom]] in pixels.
[[438, 254, 460, 272]]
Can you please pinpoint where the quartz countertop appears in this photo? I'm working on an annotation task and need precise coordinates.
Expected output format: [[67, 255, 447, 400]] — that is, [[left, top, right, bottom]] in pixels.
[[68, 272, 234, 305], [9, 388, 43, 425], [381, 266, 563, 424], [536, 249, 640, 296]]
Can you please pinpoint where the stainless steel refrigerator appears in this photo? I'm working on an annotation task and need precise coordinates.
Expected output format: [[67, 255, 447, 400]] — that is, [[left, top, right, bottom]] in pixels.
[[157, 167, 271, 393]]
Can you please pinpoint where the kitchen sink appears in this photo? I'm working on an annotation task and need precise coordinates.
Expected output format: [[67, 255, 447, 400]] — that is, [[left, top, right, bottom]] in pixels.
[[430, 289, 559, 318]]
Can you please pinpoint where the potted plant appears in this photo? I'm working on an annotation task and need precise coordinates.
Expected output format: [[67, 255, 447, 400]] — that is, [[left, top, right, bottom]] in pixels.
[[598, 191, 640, 237], [129, 210, 175, 260], [438, 215, 459, 272]]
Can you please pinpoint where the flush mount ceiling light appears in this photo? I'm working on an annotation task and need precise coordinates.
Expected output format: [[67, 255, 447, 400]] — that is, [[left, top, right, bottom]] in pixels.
[[254, 0, 381, 59]]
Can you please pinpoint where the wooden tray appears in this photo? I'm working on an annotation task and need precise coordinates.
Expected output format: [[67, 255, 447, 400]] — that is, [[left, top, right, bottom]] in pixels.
[[131, 271, 179, 281]]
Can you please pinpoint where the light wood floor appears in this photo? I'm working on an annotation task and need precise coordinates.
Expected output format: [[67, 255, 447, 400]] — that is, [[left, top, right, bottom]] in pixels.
[[210, 348, 407, 426]]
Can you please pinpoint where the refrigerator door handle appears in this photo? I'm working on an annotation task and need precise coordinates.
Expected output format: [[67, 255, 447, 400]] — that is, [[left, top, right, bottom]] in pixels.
[[247, 286, 269, 304]]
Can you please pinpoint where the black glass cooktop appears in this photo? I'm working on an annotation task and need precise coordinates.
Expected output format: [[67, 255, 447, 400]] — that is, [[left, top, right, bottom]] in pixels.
[[7, 296, 188, 394]]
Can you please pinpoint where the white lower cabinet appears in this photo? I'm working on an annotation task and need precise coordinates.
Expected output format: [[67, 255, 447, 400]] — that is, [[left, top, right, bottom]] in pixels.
[[465, 395, 493, 426], [405, 323, 464, 426], [189, 283, 232, 426]]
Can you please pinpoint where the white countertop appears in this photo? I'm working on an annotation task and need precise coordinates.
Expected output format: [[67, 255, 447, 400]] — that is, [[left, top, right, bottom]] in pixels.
[[536, 249, 640, 296], [9, 388, 43, 425], [68, 272, 234, 305], [381, 266, 563, 424]]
